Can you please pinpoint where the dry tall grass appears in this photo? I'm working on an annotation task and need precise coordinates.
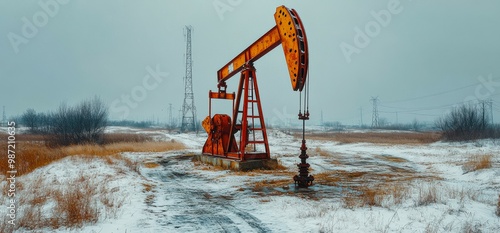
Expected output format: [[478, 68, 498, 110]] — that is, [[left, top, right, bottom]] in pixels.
[[0, 132, 184, 231], [12, 170, 126, 231], [313, 169, 433, 208], [301, 132, 441, 144], [0, 133, 185, 176], [462, 154, 492, 173], [0, 141, 67, 176], [417, 182, 439, 206]]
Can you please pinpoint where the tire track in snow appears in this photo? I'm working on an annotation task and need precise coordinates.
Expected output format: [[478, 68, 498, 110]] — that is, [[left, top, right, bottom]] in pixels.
[[143, 154, 271, 233]]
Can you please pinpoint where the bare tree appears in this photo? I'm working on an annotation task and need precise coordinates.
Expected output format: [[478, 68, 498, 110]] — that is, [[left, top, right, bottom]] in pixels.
[[436, 104, 487, 141], [21, 108, 39, 133], [49, 97, 108, 146]]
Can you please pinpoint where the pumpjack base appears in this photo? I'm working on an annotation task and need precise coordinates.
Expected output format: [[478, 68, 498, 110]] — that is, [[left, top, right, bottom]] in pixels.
[[194, 154, 278, 171]]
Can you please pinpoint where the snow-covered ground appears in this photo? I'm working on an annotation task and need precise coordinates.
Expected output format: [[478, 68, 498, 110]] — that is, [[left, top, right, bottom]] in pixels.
[[2, 127, 499, 232]]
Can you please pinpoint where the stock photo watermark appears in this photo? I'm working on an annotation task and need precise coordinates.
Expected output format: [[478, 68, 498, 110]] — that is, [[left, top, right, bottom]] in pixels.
[[270, 106, 296, 127], [464, 74, 500, 103], [212, 0, 243, 21], [7, 0, 70, 54], [110, 65, 169, 120], [5, 122, 17, 226], [340, 0, 405, 63]]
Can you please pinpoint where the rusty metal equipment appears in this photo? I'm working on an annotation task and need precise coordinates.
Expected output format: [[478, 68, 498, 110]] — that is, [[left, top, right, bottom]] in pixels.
[[202, 5, 314, 187]]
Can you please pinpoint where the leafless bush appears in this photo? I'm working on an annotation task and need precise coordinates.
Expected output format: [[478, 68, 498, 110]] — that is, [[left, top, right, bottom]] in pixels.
[[48, 97, 108, 146], [436, 104, 491, 141], [21, 108, 38, 133]]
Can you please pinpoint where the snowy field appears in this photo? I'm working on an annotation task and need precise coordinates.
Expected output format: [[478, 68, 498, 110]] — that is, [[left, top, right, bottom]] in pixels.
[[1, 127, 499, 232]]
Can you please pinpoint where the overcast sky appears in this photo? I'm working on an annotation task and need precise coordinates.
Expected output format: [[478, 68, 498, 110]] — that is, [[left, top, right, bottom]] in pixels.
[[1, 0, 500, 126]]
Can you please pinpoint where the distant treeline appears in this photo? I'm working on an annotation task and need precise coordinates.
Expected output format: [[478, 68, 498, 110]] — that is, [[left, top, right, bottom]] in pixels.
[[19, 97, 108, 146], [108, 120, 155, 128]]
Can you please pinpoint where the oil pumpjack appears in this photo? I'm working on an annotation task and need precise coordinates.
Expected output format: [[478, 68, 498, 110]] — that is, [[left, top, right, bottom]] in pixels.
[[201, 5, 314, 188]]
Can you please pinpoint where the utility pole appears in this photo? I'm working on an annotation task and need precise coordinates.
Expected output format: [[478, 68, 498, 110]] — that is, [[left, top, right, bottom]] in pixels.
[[181, 25, 197, 132], [371, 97, 379, 128], [168, 103, 173, 128], [320, 109, 323, 125], [481, 99, 494, 125], [481, 100, 486, 128], [490, 99, 494, 124], [360, 107, 363, 127], [2, 106, 6, 127]]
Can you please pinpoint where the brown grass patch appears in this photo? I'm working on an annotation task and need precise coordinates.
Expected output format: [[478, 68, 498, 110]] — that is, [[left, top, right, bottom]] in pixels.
[[314, 147, 343, 160], [252, 179, 291, 192], [230, 168, 296, 177], [16, 173, 100, 230], [62, 141, 185, 156], [463, 154, 492, 173], [375, 154, 408, 163], [0, 141, 67, 176], [300, 132, 441, 144], [342, 182, 412, 208], [142, 183, 156, 193], [143, 162, 160, 168], [102, 133, 153, 144], [0, 136, 184, 176], [313, 169, 432, 208], [53, 185, 99, 227]]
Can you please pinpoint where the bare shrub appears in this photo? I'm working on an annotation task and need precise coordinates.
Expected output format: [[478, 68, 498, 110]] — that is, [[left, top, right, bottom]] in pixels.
[[20, 108, 39, 133], [48, 96, 108, 146], [436, 104, 492, 141]]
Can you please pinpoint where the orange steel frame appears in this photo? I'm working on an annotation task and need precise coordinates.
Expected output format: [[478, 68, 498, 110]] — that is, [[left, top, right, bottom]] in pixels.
[[202, 5, 308, 161]]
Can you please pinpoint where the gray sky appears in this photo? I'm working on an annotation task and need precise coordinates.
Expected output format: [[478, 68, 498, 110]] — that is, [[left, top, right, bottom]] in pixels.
[[1, 0, 500, 126]]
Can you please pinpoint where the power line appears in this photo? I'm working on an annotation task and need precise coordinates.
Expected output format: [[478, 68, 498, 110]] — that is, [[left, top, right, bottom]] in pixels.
[[379, 111, 441, 117], [383, 82, 478, 104], [380, 97, 488, 114], [168, 103, 173, 128]]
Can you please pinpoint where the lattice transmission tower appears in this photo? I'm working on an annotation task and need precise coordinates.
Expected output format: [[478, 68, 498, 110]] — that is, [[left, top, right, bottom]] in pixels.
[[371, 97, 379, 128], [181, 26, 197, 132]]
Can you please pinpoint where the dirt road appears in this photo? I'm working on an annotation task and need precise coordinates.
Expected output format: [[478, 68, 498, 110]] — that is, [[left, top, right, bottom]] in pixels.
[[140, 154, 274, 233]]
